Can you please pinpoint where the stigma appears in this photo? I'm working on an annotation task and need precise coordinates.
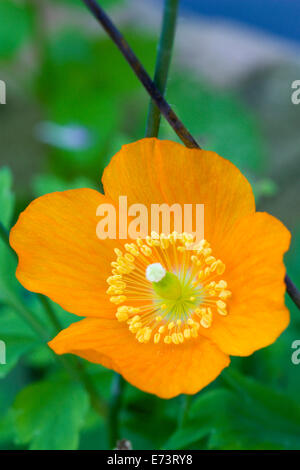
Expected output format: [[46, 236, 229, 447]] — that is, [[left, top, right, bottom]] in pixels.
[[146, 263, 166, 282], [106, 232, 231, 346]]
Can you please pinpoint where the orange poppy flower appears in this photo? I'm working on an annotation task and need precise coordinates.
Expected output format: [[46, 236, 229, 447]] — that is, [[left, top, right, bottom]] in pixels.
[[9, 138, 290, 398]]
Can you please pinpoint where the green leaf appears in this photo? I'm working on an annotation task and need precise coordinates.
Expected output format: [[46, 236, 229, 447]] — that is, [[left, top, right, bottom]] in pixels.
[[0, 407, 16, 449], [122, 384, 178, 450], [0, 1, 32, 60], [0, 166, 15, 228], [79, 422, 108, 450], [217, 369, 300, 450], [0, 167, 41, 378], [36, 30, 156, 177], [0, 306, 40, 379], [13, 377, 89, 450], [164, 370, 300, 450], [162, 389, 231, 450], [0, 167, 18, 301], [33, 174, 97, 197]]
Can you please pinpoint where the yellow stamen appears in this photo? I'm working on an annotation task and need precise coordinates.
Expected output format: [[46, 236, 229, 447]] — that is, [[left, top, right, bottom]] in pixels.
[[172, 333, 179, 345], [154, 333, 161, 344], [108, 234, 230, 345], [184, 328, 191, 339], [141, 245, 152, 256]]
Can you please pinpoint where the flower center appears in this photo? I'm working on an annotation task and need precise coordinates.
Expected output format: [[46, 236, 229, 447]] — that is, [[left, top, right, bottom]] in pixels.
[[147, 264, 182, 300], [106, 232, 231, 345]]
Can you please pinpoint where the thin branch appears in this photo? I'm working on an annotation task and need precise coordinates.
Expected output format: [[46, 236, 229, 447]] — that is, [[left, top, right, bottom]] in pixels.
[[81, 0, 199, 149], [146, 0, 179, 137], [81, 1, 300, 311]]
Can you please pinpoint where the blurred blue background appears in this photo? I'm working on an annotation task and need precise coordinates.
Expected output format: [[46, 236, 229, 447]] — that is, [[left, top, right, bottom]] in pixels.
[[181, 0, 300, 43]]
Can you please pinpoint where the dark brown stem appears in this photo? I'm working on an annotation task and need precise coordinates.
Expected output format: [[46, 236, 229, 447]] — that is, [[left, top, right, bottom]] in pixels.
[[285, 275, 300, 309], [80, 0, 300, 311], [81, 0, 200, 149]]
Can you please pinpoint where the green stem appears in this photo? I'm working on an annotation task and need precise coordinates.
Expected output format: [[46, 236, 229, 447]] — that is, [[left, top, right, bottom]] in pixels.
[[27, 0, 47, 67], [75, 360, 107, 417], [0, 221, 106, 417], [37, 293, 63, 332], [1, 222, 49, 339], [0, 222, 11, 252], [105, 2, 178, 448], [145, 0, 179, 137], [177, 394, 192, 429], [108, 373, 126, 448], [37, 291, 106, 416], [37, 289, 106, 416], [7, 293, 50, 341]]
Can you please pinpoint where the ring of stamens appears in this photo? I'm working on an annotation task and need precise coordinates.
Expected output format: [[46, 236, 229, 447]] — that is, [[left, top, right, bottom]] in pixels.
[[106, 232, 231, 346]]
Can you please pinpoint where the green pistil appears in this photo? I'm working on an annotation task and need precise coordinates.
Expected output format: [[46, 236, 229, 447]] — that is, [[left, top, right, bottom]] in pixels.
[[151, 271, 182, 300], [152, 270, 201, 322]]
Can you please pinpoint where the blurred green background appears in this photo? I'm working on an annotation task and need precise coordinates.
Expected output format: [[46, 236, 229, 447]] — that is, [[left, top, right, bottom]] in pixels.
[[0, 0, 300, 450]]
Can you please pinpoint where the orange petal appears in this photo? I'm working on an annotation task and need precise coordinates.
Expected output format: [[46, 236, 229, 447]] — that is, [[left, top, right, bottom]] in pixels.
[[10, 189, 120, 318], [49, 318, 230, 399], [200, 212, 291, 356], [102, 138, 255, 246]]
